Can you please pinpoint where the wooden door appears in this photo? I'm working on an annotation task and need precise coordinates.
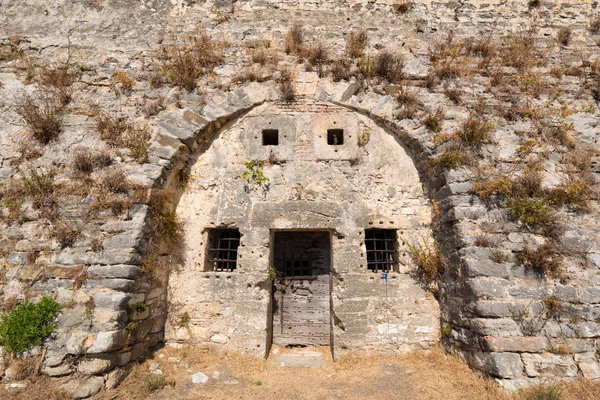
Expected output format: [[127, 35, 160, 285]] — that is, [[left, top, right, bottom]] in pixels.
[[272, 232, 331, 346]]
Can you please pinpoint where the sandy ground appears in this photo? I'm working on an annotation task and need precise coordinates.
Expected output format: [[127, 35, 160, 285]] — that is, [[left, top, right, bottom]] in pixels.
[[3, 345, 600, 400]]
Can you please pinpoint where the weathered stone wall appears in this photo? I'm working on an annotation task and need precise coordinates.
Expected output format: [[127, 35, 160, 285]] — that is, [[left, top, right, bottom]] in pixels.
[[1, 0, 600, 396], [166, 100, 439, 355]]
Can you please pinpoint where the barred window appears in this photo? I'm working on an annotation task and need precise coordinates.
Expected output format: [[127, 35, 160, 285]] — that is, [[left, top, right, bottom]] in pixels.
[[206, 229, 240, 272], [365, 229, 397, 273]]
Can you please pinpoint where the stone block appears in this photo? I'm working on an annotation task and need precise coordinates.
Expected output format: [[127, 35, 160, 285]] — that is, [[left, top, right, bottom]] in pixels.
[[103, 234, 143, 251], [581, 287, 600, 304], [463, 259, 510, 279], [561, 338, 595, 353], [87, 331, 126, 354], [182, 110, 209, 130], [100, 250, 142, 265], [66, 331, 92, 354], [470, 318, 522, 337], [41, 363, 72, 377], [6, 252, 27, 265], [43, 265, 83, 279], [466, 277, 509, 299], [157, 120, 197, 150], [507, 284, 540, 299], [149, 143, 179, 162], [552, 285, 578, 302], [88, 265, 142, 280], [521, 353, 579, 378], [578, 361, 600, 379], [130, 343, 147, 361], [117, 352, 131, 366], [575, 322, 600, 338], [93, 309, 128, 330], [210, 334, 229, 344], [106, 368, 128, 389], [61, 377, 104, 400], [85, 279, 137, 292], [191, 372, 209, 384], [77, 354, 117, 375], [92, 291, 131, 310], [449, 327, 481, 348], [485, 352, 523, 378], [473, 300, 524, 318], [481, 337, 547, 353]]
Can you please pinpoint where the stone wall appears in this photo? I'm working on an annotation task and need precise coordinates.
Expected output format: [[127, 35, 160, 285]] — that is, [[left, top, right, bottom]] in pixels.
[[1, 0, 600, 396]]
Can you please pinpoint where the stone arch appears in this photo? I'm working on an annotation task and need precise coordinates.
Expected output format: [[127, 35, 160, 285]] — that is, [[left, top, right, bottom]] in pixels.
[[164, 99, 441, 356]]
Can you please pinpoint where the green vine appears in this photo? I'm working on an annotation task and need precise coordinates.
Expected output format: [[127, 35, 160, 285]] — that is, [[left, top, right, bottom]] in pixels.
[[242, 160, 269, 188]]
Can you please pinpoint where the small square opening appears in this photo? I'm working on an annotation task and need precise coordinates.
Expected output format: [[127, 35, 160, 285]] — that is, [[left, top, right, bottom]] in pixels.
[[327, 129, 344, 145], [262, 129, 279, 146]]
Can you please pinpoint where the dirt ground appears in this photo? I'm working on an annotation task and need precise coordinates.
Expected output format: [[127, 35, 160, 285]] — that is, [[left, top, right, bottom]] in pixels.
[[3, 345, 600, 400]]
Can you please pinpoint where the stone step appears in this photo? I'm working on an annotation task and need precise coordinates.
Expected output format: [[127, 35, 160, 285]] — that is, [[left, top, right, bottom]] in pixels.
[[269, 349, 326, 368]]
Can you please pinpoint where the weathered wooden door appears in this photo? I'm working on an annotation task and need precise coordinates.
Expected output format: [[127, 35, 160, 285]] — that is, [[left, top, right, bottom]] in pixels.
[[272, 231, 331, 346]]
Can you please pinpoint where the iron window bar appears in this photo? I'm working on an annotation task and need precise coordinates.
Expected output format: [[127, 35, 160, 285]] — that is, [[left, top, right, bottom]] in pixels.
[[208, 229, 240, 272], [365, 229, 398, 273]]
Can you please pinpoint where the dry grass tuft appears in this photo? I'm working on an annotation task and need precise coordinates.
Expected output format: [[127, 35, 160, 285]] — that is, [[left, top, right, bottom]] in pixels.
[[590, 17, 600, 34], [284, 23, 303, 55], [346, 30, 368, 59], [159, 30, 223, 91], [456, 116, 494, 148], [516, 241, 563, 278], [234, 66, 269, 84], [444, 87, 462, 105], [95, 112, 128, 147], [0, 36, 24, 61], [433, 145, 469, 169], [547, 174, 596, 210], [306, 42, 328, 68], [557, 27, 571, 47], [251, 43, 279, 66], [123, 125, 151, 164], [0, 179, 27, 225], [94, 113, 149, 162], [406, 238, 445, 285], [149, 190, 183, 244], [374, 51, 404, 83], [51, 220, 81, 248], [395, 82, 420, 108], [113, 70, 135, 89], [394, 0, 413, 14], [422, 107, 444, 132], [38, 66, 75, 105], [9, 356, 39, 381], [0, 375, 77, 399], [279, 69, 295, 102], [13, 91, 65, 144], [331, 58, 354, 82], [101, 170, 130, 194], [71, 147, 112, 174], [21, 167, 56, 211], [502, 31, 540, 71]]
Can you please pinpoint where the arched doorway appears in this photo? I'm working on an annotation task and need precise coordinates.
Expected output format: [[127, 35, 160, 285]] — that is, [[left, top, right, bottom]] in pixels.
[[166, 100, 440, 357]]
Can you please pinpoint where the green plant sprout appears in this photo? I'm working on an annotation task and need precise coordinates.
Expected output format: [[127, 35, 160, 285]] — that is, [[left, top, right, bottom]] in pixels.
[[242, 160, 270, 188], [357, 129, 371, 147]]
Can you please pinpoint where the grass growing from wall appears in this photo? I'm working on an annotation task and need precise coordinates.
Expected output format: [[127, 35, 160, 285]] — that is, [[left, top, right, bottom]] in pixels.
[[406, 238, 445, 285]]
